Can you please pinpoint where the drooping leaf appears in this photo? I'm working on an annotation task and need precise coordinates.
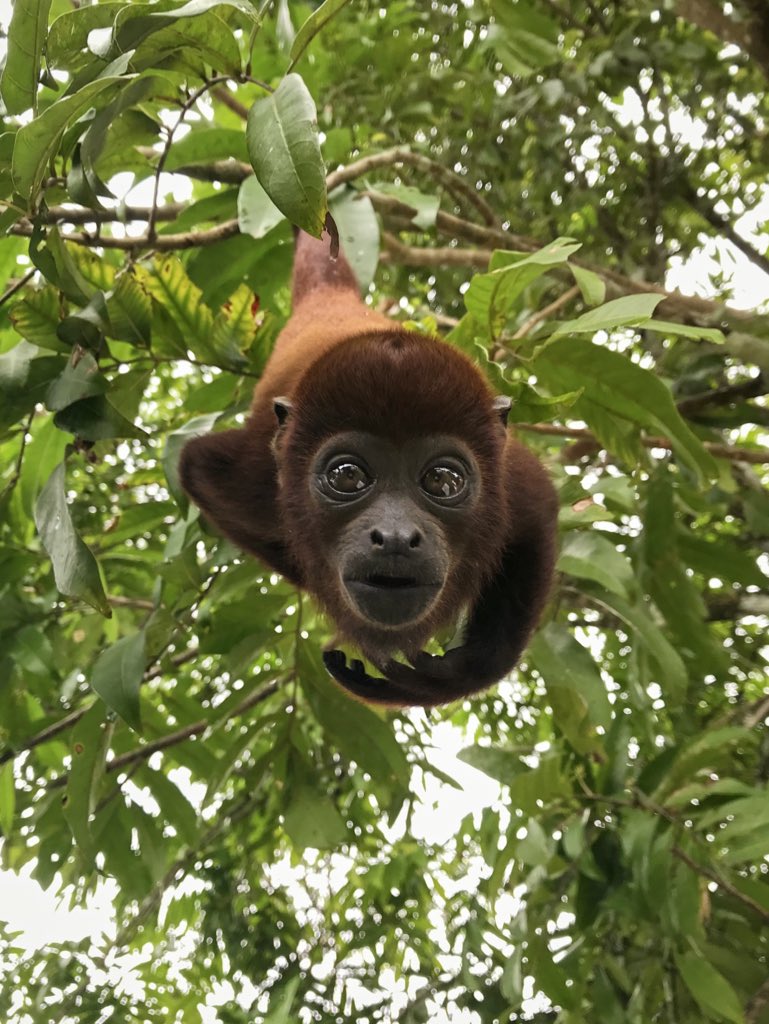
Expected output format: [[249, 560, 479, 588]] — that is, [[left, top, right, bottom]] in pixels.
[[237, 175, 285, 239], [0, 341, 65, 431], [675, 951, 744, 1024], [53, 395, 149, 441], [283, 786, 348, 850], [46, 351, 107, 411], [12, 72, 128, 203], [62, 702, 113, 862], [246, 74, 327, 236], [289, 0, 353, 67], [0, 0, 52, 115], [329, 187, 380, 290], [34, 462, 112, 617], [90, 632, 146, 730]]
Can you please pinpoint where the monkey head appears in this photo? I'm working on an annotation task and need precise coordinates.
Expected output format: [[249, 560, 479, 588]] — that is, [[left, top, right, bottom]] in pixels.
[[271, 330, 512, 662]]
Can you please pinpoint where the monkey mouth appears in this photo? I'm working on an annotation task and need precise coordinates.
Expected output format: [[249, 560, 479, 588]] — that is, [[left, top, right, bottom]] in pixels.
[[364, 573, 419, 589], [343, 574, 441, 627]]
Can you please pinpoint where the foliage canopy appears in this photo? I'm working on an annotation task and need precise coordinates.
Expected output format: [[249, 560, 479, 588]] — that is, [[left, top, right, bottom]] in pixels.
[[0, 1, 768, 1022]]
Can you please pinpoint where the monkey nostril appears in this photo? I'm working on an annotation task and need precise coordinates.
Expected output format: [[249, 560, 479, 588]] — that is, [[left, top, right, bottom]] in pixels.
[[371, 529, 384, 547], [409, 531, 421, 549]]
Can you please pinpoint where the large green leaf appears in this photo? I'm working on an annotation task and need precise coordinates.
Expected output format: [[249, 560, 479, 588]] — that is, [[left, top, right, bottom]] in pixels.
[[0, 341, 64, 430], [675, 951, 744, 1024], [558, 531, 635, 598], [548, 293, 663, 337], [34, 462, 112, 617], [464, 237, 581, 337], [90, 632, 146, 731], [143, 257, 216, 361], [62, 702, 113, 863], [12, 72, 128, 203], [535, 337, 718, 481], [283, 785, 348, 850], [246, 74, 327, 236], [0, 0, 52, 114], [528, 623, 612, 737], [289, 0, 353, 67]]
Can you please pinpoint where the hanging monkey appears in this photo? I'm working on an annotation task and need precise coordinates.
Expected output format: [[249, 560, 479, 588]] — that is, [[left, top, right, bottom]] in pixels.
[[180, 228, 558, 706]]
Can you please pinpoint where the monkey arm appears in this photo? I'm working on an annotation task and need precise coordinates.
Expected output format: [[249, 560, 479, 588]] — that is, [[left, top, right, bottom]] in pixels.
[[179, 428, 305, 586]]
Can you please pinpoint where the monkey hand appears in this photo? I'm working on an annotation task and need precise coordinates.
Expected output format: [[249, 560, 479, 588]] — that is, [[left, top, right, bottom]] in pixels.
[[323, 646, 486, 708]]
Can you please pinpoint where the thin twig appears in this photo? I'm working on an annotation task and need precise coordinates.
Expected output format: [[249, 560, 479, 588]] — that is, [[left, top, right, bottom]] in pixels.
[[147, 75, 234, 243], [0, 267, 36, 308], [512, 284, 581, 338]]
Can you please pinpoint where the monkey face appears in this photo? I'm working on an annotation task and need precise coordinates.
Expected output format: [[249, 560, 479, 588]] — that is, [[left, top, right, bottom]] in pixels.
[[309, 432, 481, 632]]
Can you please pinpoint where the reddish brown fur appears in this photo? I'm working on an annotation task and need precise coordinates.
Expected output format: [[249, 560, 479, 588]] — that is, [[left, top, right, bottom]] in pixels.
[[180, 230, 558, 707]]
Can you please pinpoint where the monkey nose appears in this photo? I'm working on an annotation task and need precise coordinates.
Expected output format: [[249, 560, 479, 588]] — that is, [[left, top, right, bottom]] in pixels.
[[370, 527, 421, 554]]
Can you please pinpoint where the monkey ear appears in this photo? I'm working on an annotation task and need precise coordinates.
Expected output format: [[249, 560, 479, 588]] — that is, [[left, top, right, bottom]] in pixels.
[[492, 394, 512, 426], [273, 397, 293, 426]]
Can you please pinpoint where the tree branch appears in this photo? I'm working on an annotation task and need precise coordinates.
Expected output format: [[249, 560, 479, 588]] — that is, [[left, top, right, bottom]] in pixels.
[[517, 422, 769, 464]]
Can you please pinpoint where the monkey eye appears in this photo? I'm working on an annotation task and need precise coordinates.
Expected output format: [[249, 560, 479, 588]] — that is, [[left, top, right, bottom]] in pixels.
[[326, 461, 372, 495], [421, 464, 466, 501]]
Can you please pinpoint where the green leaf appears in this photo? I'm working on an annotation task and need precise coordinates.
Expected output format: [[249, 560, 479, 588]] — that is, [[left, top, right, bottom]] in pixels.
[[12, 72, 128, 203], [46, 3, 123, 69], [465, 238, 581, 337], [34, 462, 112, 617], [570, 263, 606, 306], [645, 319, 725, 343], [90, 632, 146, 731], [516, 817, 553, 866], [106, 273, 152, 345], [558, 531, 635, 597], [164, 413, 220, 508], [0, 763, 15, 838], [535, 337, 718, 481], [264, 975, 301, 1024], [675, 951, 744, 1024], [237, 175, 285, 239], [548, 293, 662, 337], [370, 182, 440, 230], [54, 395, 149, 441], [528, 623, 611, 737], [0, 0, 52, 114], [289, 0, 353, 67], [246, 74, 327, 236], [589, 588, 688, 699], [46, 351, 107, 412], [163, 127, 249, 171], [145, 257, 215, 360], [283, 786, 348, 850], [329, 187, 380, 290], [0, 341, 64, 431], [19, 415, 69, 519], [110, 0, 258, 55], [8, 294, 60, 352], [62, 703, 113, 862]]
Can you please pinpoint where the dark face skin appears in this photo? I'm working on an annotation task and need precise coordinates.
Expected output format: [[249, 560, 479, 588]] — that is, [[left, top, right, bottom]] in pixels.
[[310, 431, 481, 630]]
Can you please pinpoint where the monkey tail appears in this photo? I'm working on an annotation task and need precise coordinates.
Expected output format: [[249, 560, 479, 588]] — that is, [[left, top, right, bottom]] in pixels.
[[292, 224, 359, 304]]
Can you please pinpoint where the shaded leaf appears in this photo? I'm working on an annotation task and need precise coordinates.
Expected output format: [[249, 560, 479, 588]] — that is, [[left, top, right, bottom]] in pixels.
[[34, 462, 111, 616], [0, 0, 52, 115], [90, 632, 146, 731]]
